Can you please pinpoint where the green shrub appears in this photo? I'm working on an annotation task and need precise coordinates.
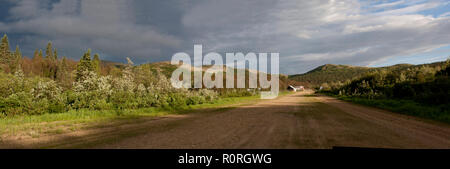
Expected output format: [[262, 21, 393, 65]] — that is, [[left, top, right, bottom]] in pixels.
[[110, 90, 138, 110], [167, 92, 187, 107], [219, 89, 254, 97], [186, 94, 206, 105], [0, 68, 224, 117]]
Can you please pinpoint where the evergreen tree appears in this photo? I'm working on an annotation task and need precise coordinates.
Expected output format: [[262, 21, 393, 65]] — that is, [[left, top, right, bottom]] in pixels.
[[45, 42, 53, 59], [76, 49, 93, 81], [14, 45, 22, 60], [33, 50, 44, 65], [34, 49, 39, 58], [39, 50, 43, 58], [61, 56, 68, 71], [1, 34, 10, 53], [53, 48, 58, 60], [57, 56, 72, 88], [0, 34, 12, 64], [92, 53, 101, 75], [10, 45, 22, 71], [44, 42, 58, 79], [34, 49, 45, 76], [31, 49, 43, 76]]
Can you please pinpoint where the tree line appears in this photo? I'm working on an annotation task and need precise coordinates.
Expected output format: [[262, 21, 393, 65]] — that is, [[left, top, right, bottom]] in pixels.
[[0, 34, 224, 117]]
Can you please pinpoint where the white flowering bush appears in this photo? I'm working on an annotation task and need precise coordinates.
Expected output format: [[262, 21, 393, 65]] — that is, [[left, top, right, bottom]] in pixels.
[[73, 71, 112, 96], [0, 92, 33, 116], [0, 58, 221, 117], [32, 80, 63, 101], [198, 89, 218, 101], [31, 80, 66, 114], [185, 91, 205, 105], [109, 60, 140, 109], [184, 89, 219, 105], [0, 71, 22, 97], [70, 70, 113, 110], [153, 73, 173, 92], [112, 58, 136, 93], [134, 84, 157, 108], [0, 71, 68, 116]]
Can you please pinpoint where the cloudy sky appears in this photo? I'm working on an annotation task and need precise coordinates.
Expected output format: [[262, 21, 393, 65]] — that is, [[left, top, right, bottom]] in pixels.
[[0, 0, 449, 74]]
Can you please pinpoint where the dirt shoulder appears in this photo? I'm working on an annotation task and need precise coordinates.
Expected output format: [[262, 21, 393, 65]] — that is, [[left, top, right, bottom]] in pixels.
[[0, 99, 257, 149]]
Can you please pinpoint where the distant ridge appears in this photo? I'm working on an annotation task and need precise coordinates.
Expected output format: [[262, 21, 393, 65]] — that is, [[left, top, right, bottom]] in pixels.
[[288, 62, 446, 87], [288, 64, 374, 86]]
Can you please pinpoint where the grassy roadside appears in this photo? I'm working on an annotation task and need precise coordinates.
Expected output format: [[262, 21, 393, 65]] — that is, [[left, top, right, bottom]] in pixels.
[[334, 95, 450, 124], [0, 93, 291, 140]]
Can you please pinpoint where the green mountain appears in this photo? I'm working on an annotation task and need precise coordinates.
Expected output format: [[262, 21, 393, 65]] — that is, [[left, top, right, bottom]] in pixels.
[[288, 64, 376, 87], [288, 62, 446, 87]]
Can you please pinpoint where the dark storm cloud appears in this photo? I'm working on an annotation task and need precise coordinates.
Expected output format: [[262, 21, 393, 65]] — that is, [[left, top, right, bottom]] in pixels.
[[0, 0, 449, 74]]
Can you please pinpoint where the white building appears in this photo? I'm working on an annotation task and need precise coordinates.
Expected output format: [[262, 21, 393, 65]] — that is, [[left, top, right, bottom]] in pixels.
[[287, 85, 305, 92]]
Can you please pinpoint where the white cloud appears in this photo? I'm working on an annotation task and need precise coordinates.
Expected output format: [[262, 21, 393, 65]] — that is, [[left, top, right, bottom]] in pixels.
[[182, 0, 450, 74]]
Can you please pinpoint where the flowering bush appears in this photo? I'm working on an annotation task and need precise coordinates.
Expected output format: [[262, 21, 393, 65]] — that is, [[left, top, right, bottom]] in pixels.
[[0, 71, 21, 97], [0, 92, 34, 116], [31, 80, 66, 114], [0, 61, 221, 117], [70, 70, 113, 110], [0, 72, 67, 116], [32, 80, 63, 102]]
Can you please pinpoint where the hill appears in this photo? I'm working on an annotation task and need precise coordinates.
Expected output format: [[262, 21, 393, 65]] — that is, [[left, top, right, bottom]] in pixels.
[[136, 61, 289, 91], [316, 60, 450, 123], [288, 64, 376, 87], [287, 62, 446, 87]]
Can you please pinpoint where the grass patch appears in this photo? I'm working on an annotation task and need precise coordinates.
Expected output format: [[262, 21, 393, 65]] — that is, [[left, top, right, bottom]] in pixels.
[[336, 96, 450, 124], [0, 95, 263, 138]]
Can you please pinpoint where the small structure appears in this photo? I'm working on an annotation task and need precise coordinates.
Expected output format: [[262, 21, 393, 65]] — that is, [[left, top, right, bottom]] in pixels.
[[297, 86, 305, 91], [287, 85, 305, 92], [287, 85, 296, 91]]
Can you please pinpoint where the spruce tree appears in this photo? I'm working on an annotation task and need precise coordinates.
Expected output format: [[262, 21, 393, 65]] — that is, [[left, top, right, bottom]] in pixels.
[[15, 45, 22, 60], [53, 48, 58, 60], [1, 34, 10, 53], [34, 49, 39, 59], [76, 49, 93, 81], [44, 42, 58, 79], [39, 50, 43, 59], [36, 49, 44, 76], [43, 42, 51, 77], [61, 56, 68, 71], [32, 49, 42, 76], [57, 56, 71, 88], [92, 53, 101, 75], [45, 42, 53, 59], [0, 34, 11, 64], [11, 45, 22, 71], [34, 49, 44, 65]]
